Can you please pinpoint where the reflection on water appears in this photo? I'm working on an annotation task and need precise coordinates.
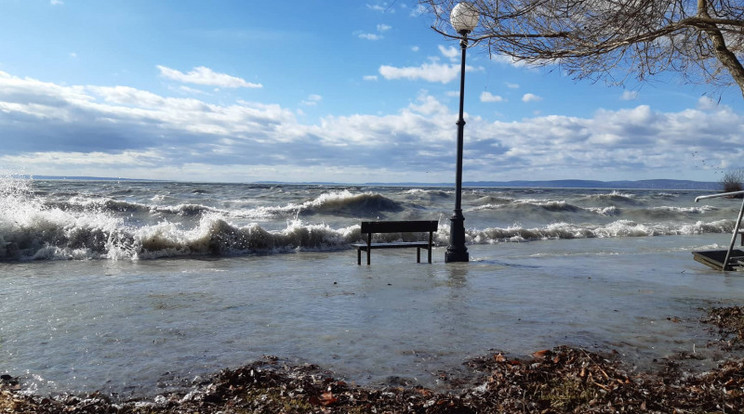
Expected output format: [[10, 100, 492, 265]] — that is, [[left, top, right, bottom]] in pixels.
[[445, 262, 469, 287]]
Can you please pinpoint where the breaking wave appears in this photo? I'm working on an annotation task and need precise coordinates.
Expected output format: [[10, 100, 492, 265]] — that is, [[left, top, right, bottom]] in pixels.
[[0, 176, 732, 262], [469, 199, 608, 216], [581, 191, 638, 204], [41, 198, 221, 218], [1, 214, 362, 261], [242, 190, 404, 219], [2, 207, 735, 262], [1, 180, 370, 261], [404, 188, 450, 198], [468, 219, 732, 244]]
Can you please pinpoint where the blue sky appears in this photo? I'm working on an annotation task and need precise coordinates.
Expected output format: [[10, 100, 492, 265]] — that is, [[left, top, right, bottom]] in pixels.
[[1, 0, 743, 183]]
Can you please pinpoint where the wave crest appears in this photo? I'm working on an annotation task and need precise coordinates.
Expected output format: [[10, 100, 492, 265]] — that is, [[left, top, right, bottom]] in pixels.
[[467, 219, 733, 244], [1, 211, 362, 261], [135, 219, 360, 259], [248, 191, 404, 219], [582, 191, 638, 204]]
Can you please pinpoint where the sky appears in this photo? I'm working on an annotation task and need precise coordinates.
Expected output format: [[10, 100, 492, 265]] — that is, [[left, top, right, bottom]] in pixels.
[[1, 0, 744, 184]]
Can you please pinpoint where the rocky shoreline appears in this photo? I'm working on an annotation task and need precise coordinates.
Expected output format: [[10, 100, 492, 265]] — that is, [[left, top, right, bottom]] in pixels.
[[2, 306, 744, 413]]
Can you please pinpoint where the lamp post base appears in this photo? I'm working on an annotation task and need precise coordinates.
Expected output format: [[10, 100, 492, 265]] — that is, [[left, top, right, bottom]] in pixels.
[[445, 212, 469, 263], [445, 248, 469, 263]]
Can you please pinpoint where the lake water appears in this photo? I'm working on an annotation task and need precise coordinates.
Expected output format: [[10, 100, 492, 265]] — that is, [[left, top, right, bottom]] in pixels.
[[1, 178, 742, 397]]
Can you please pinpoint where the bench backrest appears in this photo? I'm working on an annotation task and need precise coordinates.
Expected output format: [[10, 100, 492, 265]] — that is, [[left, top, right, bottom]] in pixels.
[[360, 220, 438, 234]]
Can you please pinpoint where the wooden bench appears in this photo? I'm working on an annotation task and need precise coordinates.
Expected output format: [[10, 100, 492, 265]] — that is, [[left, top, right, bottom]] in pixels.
[[352, 220, 438, 265]]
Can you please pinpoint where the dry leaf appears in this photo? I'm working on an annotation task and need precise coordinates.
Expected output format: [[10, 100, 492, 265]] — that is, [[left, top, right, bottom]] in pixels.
[[532, 349, 550, 359], [319, 391, 338, 406]]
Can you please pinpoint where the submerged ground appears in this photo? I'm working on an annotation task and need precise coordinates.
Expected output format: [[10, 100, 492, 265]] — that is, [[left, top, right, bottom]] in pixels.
[[2, 304, 743, 413]]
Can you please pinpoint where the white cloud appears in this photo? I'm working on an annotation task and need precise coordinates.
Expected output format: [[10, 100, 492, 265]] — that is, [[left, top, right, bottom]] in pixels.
[[491, 54, 529, 68], [411, 46, 420, 52], [358, 23, 391, 40], [480, 91, 505, 103], [379, 63, 456, 83], [621, 90, 639, 101], [178, 85, 208, 95], [378, 45, 481, 83], [0, 70, 292, 154], [156, 65, 262, 88], [301, 94, 322, 106], [438, 45, 459, 61], [358, 33, 382, 41], [506, 82, 519, 89], [697, 96, 719, 110], [50, 0, 63, 5], [376, 42, 485, 83], [410, 4, 427, 17], [363, 75, 379, 81], [367, 2, 393, 13], [379, 62, 480, 83], [1, 70, 742, 182], [522, 93, 543, 103]]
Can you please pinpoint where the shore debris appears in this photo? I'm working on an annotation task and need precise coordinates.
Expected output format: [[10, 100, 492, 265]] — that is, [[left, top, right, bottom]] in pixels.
[[3, 306, 744, 413], [704, 305, 744, 349], [3, 348, 744, 413]]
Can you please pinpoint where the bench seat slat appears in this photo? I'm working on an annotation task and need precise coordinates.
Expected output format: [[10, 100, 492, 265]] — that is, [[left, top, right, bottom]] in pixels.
[[361, 220, 437, 234], [351, 241, 431, 250]]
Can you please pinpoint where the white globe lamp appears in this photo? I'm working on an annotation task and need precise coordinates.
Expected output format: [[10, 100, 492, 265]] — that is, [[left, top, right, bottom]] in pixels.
[[450, 2, 479, 35]]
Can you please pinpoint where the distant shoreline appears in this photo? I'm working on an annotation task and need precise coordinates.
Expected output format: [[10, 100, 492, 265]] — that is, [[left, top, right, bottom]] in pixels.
[[11, 175, 720, 190]]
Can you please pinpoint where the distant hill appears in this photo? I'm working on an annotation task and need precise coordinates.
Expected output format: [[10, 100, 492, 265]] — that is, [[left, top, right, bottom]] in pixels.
[[460, 179, 720, 190], [360, 179, 719, 190]]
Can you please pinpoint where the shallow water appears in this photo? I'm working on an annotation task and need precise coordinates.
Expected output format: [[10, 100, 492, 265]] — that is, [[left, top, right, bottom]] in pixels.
[[2, 232, 742, 397]]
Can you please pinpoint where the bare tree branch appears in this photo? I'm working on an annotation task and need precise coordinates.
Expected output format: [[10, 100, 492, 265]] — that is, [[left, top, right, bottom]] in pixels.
[[421, 0, 744, 96]]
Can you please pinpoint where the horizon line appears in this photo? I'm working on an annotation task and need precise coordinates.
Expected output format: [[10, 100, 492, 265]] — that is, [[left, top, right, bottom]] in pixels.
[[12, 175, 721, 190]]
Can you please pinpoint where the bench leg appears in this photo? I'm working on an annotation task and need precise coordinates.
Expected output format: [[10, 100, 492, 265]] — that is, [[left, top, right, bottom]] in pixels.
[[417, 247, 421, 263], [428, 231, 433, 263], [357, 249, 361, 265], [366, 235, 372, 265]]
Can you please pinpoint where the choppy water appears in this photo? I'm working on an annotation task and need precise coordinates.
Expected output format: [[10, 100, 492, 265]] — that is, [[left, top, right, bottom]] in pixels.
[[0, 178, 735, 261], [1, 177, 743, 397]]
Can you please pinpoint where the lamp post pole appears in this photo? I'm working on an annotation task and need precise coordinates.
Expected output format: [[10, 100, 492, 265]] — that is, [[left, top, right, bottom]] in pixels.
[[445, 29, 471, 263]]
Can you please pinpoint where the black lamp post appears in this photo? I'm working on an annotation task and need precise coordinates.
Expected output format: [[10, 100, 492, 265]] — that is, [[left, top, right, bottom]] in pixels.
[[445, 2, 479, 263]]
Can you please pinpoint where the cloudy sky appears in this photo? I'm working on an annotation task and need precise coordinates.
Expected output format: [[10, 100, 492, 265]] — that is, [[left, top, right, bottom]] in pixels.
[[1, 0, 743, 183]]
